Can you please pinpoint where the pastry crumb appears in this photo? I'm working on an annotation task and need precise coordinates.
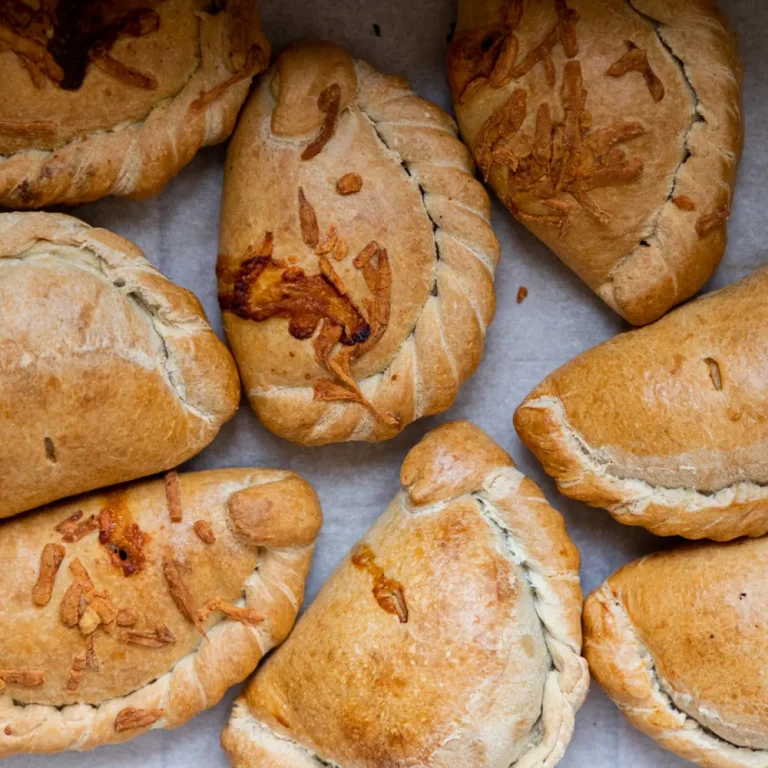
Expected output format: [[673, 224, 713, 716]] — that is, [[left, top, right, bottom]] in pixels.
[[44, 437, 57, 463], [517, 286, 528, 304]]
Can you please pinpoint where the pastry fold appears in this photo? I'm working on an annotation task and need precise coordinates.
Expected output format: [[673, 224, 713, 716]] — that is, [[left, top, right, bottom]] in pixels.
[[222, 421, 588, 768], [448, 0, 743, 325], [585, 536, 768, 767], [515, 267, 768, 541], [0, 212, 240, 519], [0, 468, 322, 757], [218, 41, 500, 445]]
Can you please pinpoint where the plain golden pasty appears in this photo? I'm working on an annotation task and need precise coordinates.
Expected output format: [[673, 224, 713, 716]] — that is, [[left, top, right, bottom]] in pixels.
[[515, 267, 768, 542], [0, 468, 322, 757], [585, 536, 768, 767], [0, 212, 240, 519], [222, 421, 588, 767]]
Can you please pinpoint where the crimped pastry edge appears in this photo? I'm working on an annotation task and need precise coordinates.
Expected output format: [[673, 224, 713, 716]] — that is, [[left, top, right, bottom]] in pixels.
[[514, 394, 768, 541]]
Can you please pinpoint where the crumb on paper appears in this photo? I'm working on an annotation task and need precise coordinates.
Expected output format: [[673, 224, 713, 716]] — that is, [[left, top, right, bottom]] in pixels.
[[517, 286, 528, 304]]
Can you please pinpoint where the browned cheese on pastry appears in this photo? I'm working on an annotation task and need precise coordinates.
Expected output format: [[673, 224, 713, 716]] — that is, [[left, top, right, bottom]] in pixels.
[[0, 212, 240, 520], [0, 468, 322, 757], [218, 42, 501, 445], [0, 0, 270, 208], [447, 0, 743, 325], [222, 421, 588, 768], [514, 267, 768, 542], [585, 536, 768, 767]]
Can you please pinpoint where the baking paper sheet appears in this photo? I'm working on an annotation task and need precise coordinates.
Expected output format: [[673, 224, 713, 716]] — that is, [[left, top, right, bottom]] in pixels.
[[7, 0, 767, 765]]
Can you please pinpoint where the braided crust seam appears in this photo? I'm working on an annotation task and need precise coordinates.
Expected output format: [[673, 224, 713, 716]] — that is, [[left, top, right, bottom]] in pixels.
[[248, 59, 500, 445]]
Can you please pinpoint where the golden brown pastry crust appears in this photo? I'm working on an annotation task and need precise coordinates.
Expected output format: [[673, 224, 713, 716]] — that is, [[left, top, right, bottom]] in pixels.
[[585, 537, 768, 767], [0, 0, 269, 208], [448, 0, 743, 325], [218, 42, 500, 445], [0, 468, 322, 757], [222, 421, 588, 767], [515, 267, 768, 542], [0, 212, 240, 520]]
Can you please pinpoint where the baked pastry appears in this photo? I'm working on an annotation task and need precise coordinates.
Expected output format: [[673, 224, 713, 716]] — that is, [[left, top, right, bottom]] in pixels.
[[585, 536, 768, 767], [217, 42, 500, 445], [447, 0, 743, 325], [0, 0, 269, 208], [0, 467, 321, 757], [222, 421, 589, 767], [0, 212, 240, 520], [514, 266, 768, 542]]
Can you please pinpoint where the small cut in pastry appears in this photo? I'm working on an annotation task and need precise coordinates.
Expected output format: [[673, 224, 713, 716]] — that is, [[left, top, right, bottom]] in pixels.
[[447, 0, 743, 325], [515, 266, 768, 542], [0, 0, 270, 208], [218, 42, 501, 445], [0, 212, 240, 520], [222, 421, 588, 767], [0, 468, 322, 757], [585, 535, 768, 767]]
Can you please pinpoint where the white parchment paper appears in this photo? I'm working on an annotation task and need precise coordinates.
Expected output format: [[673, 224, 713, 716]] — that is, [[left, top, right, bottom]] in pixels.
[[7, 0, 766, 765]]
